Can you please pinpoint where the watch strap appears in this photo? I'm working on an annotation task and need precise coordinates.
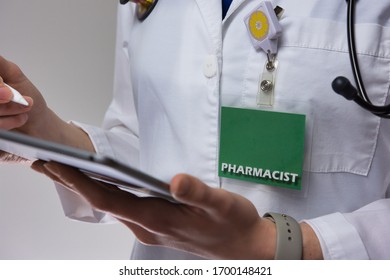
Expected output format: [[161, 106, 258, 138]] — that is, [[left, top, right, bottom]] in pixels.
[[263, 212, 303, 260]]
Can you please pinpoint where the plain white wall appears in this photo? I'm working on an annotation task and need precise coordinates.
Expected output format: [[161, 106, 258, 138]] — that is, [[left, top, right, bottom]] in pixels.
[[0, 1, 135, 259]]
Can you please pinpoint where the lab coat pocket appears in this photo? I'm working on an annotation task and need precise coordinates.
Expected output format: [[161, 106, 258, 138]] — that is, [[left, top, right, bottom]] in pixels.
[[242, 17, 390, 180], [275, 18, 389, 177]]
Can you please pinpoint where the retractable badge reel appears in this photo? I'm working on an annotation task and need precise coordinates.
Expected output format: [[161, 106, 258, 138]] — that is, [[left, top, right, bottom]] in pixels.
[[120, 0, 158, 21], [244, 2, 284, 106]]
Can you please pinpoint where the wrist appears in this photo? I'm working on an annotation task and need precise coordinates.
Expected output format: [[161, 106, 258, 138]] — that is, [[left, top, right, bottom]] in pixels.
[[260, 217, 277, 259], [300, 222, 324, 260], [21, 108, 95, 152], [246, 217, 276, 259]]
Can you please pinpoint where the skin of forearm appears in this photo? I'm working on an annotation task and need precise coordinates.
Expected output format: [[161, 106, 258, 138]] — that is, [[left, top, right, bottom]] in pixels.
[[21, 107, 95, 152], [300, 222, 324, 259]]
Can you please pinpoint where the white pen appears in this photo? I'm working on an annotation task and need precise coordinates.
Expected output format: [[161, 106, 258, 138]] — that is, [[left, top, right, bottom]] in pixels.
[[3, 83, 29, 106]]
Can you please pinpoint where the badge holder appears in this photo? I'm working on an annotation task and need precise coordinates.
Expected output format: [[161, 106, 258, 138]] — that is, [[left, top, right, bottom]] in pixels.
[[218, 3, 311, 193], [120, 0, 159, 21], [219, 105, 308, 191]]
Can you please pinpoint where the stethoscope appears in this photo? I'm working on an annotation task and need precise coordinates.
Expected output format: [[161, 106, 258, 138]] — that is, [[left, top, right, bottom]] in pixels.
[[122, 0, 388, 117], [332, 0, 390, 118]]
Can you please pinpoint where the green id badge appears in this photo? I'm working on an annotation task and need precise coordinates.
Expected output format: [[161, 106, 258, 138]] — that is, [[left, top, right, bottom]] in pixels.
[[219, 107, 306, 190]]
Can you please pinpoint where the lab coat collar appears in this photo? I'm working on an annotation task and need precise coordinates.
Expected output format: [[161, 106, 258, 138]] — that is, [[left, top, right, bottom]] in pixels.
[[193, 0, 248, 22], [193, 0, 248, 53], [223, 0, 247, 20], [194, 0, 222, 53]]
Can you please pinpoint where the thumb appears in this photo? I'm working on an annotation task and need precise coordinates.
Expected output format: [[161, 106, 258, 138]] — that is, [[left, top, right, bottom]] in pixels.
[[170, 174, 228, 212]]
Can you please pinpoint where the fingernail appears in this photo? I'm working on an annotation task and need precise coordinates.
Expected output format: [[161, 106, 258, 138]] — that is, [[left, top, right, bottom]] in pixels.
[[25, 96, 33, 106]]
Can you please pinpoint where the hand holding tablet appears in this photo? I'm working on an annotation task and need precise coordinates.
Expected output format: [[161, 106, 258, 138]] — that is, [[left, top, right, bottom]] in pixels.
[[0, 129, 172, 200]]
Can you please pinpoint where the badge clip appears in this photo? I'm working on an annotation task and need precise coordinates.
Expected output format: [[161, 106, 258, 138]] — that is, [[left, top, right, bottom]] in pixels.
[[258, 56, 278, 106], [120, 0, 159, 21]]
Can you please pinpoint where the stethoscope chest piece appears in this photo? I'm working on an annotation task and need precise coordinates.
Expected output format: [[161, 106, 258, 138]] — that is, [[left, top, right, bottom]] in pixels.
[[120, 0, 159, 21]]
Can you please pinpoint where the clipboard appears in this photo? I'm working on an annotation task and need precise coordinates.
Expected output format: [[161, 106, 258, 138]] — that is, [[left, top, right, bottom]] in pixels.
[[0, 129, 172, 200]]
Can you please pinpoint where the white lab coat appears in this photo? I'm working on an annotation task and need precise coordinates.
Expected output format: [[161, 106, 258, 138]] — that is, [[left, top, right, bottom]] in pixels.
[[58, 0, 390, 259]]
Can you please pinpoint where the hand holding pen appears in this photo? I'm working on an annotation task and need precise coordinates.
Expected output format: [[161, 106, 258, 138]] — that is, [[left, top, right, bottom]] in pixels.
[[0, 80, 33, 130], [2, 83, 29, 106], [0, 55, 96, 159], [0, 55, 45, 134]]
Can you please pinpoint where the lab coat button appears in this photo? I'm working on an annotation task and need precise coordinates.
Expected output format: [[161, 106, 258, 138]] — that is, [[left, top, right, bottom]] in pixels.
[[203, 55, 217, 78]]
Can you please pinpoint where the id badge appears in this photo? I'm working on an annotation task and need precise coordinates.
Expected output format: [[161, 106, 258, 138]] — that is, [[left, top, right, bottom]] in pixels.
[[218, 106, 306, 190]]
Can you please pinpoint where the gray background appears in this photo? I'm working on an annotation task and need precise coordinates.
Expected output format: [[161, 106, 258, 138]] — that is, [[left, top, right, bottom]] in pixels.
[[0, 1, 135, 259]]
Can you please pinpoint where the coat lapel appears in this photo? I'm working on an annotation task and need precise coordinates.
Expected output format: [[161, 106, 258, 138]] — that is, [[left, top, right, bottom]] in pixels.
[[194, 0, 223, 53], [193, 0, 250, 53]]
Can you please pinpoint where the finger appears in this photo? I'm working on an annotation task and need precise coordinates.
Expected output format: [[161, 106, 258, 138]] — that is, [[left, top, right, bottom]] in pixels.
[[42, 162, 127, 200], [0, 95, 34, 110], [0, 114, 29, 130], [0, 58, 31, 105], [31, 160, 73, 189], [170, 174, 234, 214], [0, 83, 13, 104], [39, 159, 165, 246], [42, 161, 139, 210], [116, 218, 162, 246], [0, 98, 33, 114], [0, 56, 24, 83], [0, 81, 33, 113], [31, 160, 45, 173], [43, 162, 179, 232]]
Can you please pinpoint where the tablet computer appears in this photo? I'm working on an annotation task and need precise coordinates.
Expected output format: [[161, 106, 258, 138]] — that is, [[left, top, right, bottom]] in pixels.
[[0, 129, 172, 200]]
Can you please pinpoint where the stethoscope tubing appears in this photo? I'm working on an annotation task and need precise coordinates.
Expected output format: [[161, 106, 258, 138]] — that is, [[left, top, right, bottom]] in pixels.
[[346, 0, 390, 117]]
